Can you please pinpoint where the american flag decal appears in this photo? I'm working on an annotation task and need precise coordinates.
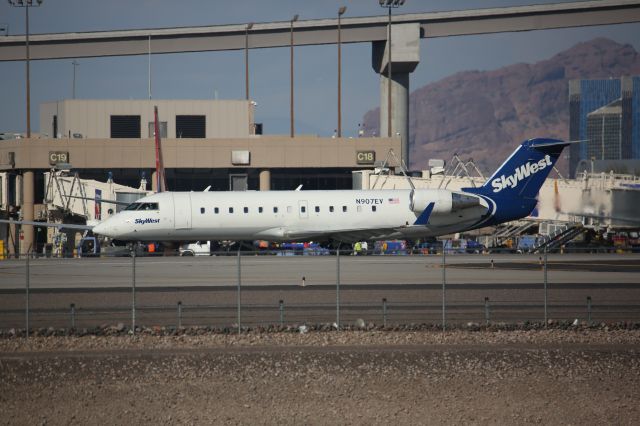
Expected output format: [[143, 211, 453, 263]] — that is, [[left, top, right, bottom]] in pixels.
[[388, 197, 400, 204]]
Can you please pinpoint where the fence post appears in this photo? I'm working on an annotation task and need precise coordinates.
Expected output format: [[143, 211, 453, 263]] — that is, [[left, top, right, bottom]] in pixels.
[[484, 297, 490, 325], [382, 298, 387, 328], [336, 248, 341, 330], [237, 249, 242, 334], [543, 245, 548, 327], [25, 253, 30, 339], [279, 299, 284, 326], [131, 250, 136, 335], [177, 301, 182, 328], [442, 240, 446, 332], [70, 303, 76, 329], [587, 296, 592, 323]]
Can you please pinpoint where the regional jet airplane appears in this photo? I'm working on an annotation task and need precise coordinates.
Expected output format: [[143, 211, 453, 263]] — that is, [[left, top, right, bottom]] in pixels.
[[2, 138, 569, 243], [86, 138, 569, 242]]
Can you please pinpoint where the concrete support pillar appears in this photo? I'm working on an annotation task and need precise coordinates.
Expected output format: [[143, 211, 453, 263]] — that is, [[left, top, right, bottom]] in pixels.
[[379, 72, 410, 166], [21, 170, 34, 255], [8, 222, 17, 258], [372, 23, 420, 169], [259, 169, 271, 191]]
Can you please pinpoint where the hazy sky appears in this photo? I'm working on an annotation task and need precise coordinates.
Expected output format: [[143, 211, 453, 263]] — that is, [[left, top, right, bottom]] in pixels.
[[1, 0, 639, 137]]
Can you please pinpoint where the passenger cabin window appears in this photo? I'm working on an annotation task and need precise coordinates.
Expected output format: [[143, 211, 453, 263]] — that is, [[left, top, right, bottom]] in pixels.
[[300, 206, 306, 213], [329, 206, 334, 213], [287, 206, 292, 213], [342, 206, 347, 212], [200, 207, 205, 214], [214, 207, 219, 214], [372, 206, 377, 212], [259, 207, 263, 213], [244, 207, 249, 213], [229, 207, 234, 214], [273, 207, 278, 213], [315, 206, 320, 213]]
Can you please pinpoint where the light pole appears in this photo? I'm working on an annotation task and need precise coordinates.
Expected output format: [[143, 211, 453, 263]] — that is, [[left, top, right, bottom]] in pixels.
[[337, 7, 347, 138], [72, 60, 79, 99], [379, 0, 405, 138], [9, 0, 43, 138], [290, 14, 298, 138], [245, 23, 253, 101], [9, 0, 43, 257]]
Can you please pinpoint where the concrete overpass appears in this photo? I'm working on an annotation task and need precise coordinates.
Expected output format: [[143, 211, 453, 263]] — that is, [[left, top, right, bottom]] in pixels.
[[2, 1, 640, 60]]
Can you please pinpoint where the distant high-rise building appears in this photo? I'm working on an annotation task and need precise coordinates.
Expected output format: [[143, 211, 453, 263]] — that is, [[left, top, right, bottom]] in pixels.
[[569, 76, 640, 177]]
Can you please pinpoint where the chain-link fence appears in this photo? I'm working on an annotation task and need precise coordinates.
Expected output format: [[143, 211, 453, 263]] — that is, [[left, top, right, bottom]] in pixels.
[[1, 249, 639, 335]]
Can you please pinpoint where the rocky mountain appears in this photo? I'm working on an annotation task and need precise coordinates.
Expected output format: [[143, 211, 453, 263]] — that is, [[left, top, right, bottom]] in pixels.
[[361, 38, 640, 174]]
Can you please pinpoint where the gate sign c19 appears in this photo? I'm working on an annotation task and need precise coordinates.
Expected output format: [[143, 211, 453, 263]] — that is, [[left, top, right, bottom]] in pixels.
[[356, 151, 375, 165], [49, 151, 69, 165]]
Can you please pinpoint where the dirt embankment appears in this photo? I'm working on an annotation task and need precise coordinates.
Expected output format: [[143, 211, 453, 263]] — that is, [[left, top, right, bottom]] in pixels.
[[1, 330, 639, 425]]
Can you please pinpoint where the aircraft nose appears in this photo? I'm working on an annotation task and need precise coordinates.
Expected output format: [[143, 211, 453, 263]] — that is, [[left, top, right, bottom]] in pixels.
[[93, 220, 114, 238]]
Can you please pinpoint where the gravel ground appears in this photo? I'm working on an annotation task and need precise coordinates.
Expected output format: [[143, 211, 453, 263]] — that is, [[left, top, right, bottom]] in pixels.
[[1, 329, 640, 425]]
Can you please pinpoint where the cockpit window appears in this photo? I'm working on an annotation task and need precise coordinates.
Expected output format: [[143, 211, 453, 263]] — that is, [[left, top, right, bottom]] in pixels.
[[139, 202, 159, 211], [124, 202, 141, 211], [124, 202, 159, 211]]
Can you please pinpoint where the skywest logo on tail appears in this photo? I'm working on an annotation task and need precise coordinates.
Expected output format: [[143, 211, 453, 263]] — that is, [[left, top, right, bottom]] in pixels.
[[491, 154, 552, 193]]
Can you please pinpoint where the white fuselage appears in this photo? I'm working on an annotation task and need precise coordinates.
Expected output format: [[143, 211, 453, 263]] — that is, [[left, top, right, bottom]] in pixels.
[[92, 189, 491, 242]]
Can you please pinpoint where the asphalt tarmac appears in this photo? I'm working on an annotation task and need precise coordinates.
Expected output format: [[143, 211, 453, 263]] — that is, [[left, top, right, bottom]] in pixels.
[[1, 253, 638, 328]]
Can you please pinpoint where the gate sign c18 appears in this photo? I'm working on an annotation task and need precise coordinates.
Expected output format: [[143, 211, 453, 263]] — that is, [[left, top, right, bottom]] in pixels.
[[356, 151, 375, 165], [49, 151, 69, 165]]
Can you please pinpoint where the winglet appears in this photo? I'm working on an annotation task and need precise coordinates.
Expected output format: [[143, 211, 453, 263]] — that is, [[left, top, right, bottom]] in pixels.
[[413, 202, 434, 225]]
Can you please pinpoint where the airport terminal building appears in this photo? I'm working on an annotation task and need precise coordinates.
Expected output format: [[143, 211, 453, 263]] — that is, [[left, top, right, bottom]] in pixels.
[[0, 99, 400, 254]]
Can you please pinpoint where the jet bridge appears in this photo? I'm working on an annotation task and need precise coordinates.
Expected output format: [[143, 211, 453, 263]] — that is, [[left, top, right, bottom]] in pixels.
[[44, 169, 150, 223], [41, 169, 151, 255]]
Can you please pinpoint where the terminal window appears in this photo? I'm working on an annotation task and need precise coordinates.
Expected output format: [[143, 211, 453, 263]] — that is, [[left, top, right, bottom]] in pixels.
[[148, 121, 168, 138], [110, 115, 141, 138], [176, 115, 206, 138]]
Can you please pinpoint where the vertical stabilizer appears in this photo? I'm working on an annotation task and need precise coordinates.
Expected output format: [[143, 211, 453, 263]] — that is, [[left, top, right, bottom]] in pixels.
[[462, 138, 569, 224], [464, 138, 567, 200]]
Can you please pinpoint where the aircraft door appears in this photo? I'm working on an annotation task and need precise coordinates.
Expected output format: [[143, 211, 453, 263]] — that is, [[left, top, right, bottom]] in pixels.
[[173, 193, 192, 229], [298, 200, 308, 219]]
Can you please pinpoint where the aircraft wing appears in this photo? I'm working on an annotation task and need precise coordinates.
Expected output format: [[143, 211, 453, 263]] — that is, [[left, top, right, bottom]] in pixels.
[[284, 226, 407, 243], [0, 219, 94, 231]]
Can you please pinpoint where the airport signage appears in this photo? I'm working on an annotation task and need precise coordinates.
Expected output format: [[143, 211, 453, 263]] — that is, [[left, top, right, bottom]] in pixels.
[[49, 151, 69, 165], [356, 151, 375, 165]]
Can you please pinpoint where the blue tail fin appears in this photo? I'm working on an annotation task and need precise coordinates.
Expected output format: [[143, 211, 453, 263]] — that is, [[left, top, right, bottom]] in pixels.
[[465, 138, 568, 199], [463, 138, 569, 224]]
